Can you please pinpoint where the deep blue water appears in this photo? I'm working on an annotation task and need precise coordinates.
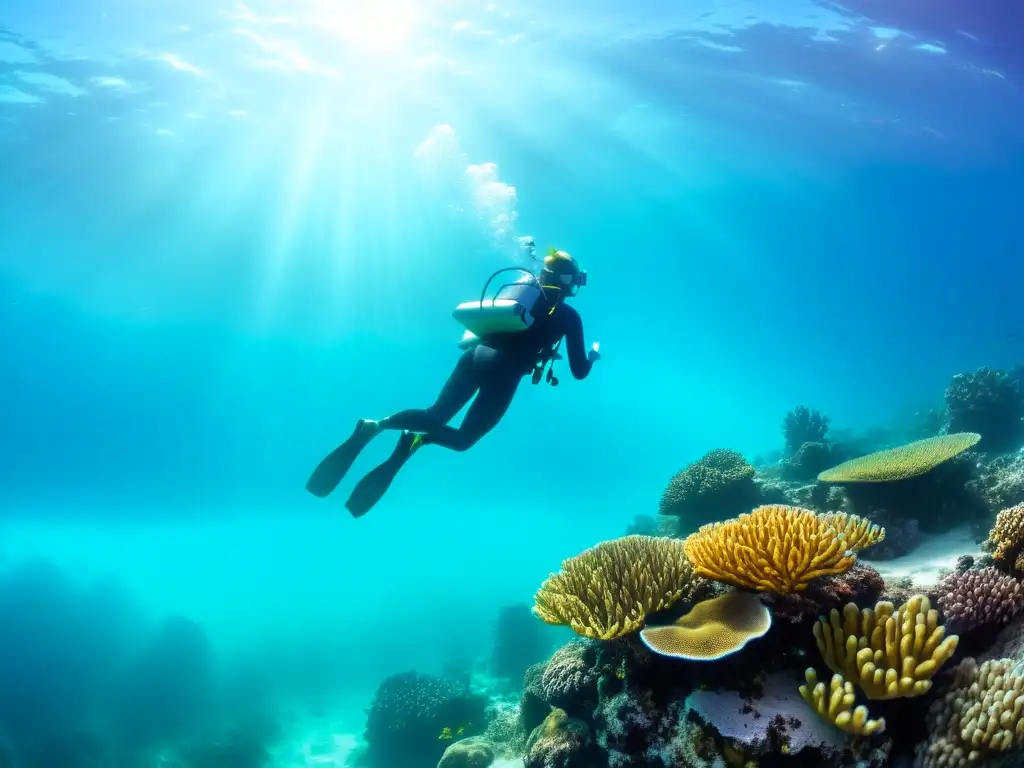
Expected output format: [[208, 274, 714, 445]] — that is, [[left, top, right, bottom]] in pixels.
[[0, 0, 1022, 763]]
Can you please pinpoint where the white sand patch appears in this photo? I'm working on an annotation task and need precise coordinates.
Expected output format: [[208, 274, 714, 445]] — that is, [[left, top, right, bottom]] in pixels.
[[863, 525, 983, 588]]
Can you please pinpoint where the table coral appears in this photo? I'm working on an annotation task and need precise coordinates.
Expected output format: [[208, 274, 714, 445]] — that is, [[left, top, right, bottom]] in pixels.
[[817, 433, 981, 483], [682, 504, 884, 594], [638, 590, 771, 661], [532, 535, 704, 640], [798, 668, 886, 736], [812, 595, 959, 700]]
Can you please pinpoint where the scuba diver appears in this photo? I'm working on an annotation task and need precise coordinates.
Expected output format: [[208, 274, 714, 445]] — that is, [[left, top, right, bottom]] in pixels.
[[305, 244, 601, 518]]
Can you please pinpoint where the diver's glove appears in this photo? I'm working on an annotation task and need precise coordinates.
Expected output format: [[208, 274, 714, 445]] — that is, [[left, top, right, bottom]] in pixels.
[[588, 342, 601, 363]]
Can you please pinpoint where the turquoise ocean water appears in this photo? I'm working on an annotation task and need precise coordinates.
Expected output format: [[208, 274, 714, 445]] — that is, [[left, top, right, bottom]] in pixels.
[[0, 0, 1022, 765]]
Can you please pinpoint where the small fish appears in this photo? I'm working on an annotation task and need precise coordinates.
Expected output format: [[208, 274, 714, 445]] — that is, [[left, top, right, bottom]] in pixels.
[[439, 727, 452, 740]]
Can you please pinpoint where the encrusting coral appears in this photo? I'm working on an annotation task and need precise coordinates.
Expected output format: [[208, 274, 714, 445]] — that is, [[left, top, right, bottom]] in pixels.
[[682, 504, 884, 594], [817, 433, 981, 483], [915, 658, 1024, 767], [638, 590, 772, 661], [798, 668, 886, 736], [532, 535, 706, 640], [932, 567, 1024, 635], [985, 502, 1024, 574], [812, 595, 959, 700]]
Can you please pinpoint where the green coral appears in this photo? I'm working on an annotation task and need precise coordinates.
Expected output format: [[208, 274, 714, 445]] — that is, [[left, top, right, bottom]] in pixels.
[[658, 449, 760, 533]]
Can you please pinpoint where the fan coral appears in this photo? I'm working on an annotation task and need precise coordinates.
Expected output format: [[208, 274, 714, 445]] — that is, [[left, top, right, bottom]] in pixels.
[[812, 595, 959, 700], [985, 502, 1024, 573], [783, 405, 831, 457], [798, 668, 886, 736], [438, 737, 496, 768], [915, 658, 1024, 767], [638, 590, 771, 661], [932, 567, 1024, 634], [682, 504, 884, 594], [532, 535, 704, 640], [539, 640, 599, 715], [945, 366, 1024, 453], [658, 449, 760, 532], [817, 433, 981, 483], [363, 671, 488, 768]]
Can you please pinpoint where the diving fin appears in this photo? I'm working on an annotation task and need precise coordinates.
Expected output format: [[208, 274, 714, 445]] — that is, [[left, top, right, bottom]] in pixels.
[[305, 419, 382, 498], [344, 431, 422, 518]]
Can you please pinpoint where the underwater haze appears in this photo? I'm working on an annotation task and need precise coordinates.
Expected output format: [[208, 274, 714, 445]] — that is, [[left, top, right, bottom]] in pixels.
[[1, 0, 1023, 765]]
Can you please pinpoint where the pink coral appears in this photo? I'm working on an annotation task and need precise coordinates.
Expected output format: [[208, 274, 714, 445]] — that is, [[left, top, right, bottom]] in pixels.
[[932, 567, 1024, 634]]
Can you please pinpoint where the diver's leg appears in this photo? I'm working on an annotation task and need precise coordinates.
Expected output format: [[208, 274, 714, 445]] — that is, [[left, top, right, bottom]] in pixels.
[[378, 350, 479, 432], [421, 370, 521, 452], [345, 378, 520, 516], [305, 418, 384, 498]]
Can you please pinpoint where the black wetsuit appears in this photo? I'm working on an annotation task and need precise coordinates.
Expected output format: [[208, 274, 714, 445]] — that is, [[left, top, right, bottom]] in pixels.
[[380, 300, 593, 451]]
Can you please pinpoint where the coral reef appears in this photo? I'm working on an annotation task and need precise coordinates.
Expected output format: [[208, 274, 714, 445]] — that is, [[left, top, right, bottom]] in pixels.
[[782, 440, 835, 482], [783, 405, 831, 457], [361, 671, 488, 768], [932, 567, 1024, 635], [539, 640, 600, 716], [764, 562, 886, 625], [985, 502, 1024, 574], [970, 451, 1024, 516], [683, 504, 884, 593], [812, 596, 959, 700], [520, 663, 553, 735], [638, 590, 771, 660], [533, 535, 707, 640], [916, 657, 1024, 767], [658, 448, 761, 533], [490, 603, 556, 689], [945, 366, 1024, 454], [818, 433, 981, 483], [798, 668, 886, 735], [854, 511, 921, 560], [438, 736, 496, 768], [523, 708, 600, 768]]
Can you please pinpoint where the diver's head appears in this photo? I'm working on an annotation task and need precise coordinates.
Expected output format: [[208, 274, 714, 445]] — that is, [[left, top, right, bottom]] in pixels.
[[538, 247, 587, 299]]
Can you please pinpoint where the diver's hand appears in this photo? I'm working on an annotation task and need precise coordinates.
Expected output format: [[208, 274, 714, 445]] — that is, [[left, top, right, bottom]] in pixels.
[[588, 343, 601, 363]]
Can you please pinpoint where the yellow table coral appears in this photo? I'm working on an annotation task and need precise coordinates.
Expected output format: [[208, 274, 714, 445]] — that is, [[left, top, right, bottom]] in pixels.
[[812, 595, 958, 700], [638, 590, 771, 661], [532, 535, 704, 640], [798, 668, 886, 736], [816, 432, 980, 483], [682, 504, 884, 594]]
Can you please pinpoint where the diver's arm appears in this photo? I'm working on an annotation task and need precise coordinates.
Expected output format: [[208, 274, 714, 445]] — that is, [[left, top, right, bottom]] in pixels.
[[563, 306, 594, 380]]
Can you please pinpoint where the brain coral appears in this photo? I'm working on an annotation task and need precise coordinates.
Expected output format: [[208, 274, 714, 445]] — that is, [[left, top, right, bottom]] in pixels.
[[933, 567, 1024, 635], [533, 535, 704, 640], [817, 433, 981, 483], [812, 595, 958, 700], [638, 590, 771, 661], [658, 449, 760, 531], [682, 504, 884, 594]]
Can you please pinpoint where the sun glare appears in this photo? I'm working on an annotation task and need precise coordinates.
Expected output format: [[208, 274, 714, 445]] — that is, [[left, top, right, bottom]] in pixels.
[[310, 0, 422, 55]]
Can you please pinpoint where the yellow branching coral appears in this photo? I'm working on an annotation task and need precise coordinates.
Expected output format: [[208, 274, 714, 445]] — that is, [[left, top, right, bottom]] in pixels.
[[817, 433, 980, 483], [798, 668, 886, 736], [986, 503, 1024, 573], [812, 595, 958, 700], [682, 504, 883, 594], [917, 658, 1024, 767], [532, 535, 703, 640], [639, 590, 771, 661]]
